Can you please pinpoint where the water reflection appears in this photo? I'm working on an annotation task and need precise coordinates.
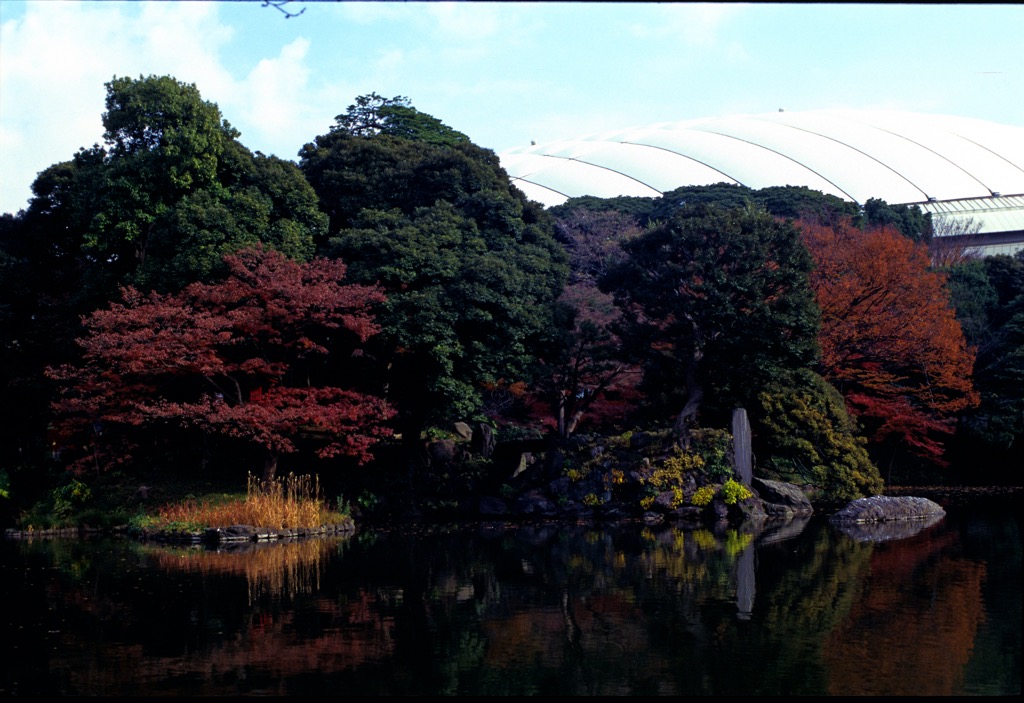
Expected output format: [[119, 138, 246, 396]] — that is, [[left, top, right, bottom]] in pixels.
[[142, 538, 335, 603], [831, 511, 946, 542], [822, 523, 986, 696], [1, 500, 1019, 696]]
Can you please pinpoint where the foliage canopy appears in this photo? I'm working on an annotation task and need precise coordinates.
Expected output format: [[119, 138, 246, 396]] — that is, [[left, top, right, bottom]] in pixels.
[[301, 96, 568, 446], [47, 246, 394, 480], [602, 203, 821, 441]]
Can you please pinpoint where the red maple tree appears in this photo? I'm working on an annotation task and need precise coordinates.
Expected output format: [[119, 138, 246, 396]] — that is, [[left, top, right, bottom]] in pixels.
[[47, 246, 395, 480], [800, 219, 979, 464]]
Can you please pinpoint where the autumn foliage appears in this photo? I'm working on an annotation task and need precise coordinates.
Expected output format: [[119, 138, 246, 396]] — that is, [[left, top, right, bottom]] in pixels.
[[800, 219, 979, 463], [47, 246, 395, 478]]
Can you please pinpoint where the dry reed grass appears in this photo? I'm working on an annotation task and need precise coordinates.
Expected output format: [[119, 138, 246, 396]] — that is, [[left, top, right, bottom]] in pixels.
[[152, 472, 344, 529], [147, 538, 335, 601]]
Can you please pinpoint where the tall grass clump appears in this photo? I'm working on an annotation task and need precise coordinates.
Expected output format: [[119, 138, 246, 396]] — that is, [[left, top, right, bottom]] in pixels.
[[144, 473, 347, 531]]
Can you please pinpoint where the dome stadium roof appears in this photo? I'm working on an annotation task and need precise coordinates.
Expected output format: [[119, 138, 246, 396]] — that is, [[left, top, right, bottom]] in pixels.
[[500, 110, 1024, 208], [499, 110, 1024, 255]]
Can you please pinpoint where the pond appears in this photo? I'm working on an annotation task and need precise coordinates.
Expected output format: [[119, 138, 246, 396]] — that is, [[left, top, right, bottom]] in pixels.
[[1, 490, 1019, 696]]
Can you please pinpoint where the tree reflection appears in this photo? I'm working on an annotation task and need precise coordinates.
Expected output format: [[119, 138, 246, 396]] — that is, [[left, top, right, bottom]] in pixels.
[[1, 509, 1014, 696]]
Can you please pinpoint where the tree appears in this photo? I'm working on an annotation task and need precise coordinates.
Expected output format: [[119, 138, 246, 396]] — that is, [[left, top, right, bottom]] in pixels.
[[862, 197, 932, 243], [800, 218, 979, 469], [755, 185, 860, 225], [530, 283, 642, 438], [945, 252, 1024, 477], [0, 75, 329, 490], [330, 92, 470, 146], [516, 207, 647, 437], [601, 203, 820, 445], [47, 246, 394, 481], [301, 96, 568, 457], [552, 207, 642, 285], [18, 75, 326, 302], [325, 200, 566, 449], [929, 215, 984, 268]]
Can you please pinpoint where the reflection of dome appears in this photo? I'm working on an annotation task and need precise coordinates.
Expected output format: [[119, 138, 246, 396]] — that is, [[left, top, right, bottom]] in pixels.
[[500, 110, 1024, 255]]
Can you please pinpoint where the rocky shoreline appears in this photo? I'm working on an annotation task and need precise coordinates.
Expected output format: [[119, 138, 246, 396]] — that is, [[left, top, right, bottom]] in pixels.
[[4, 521, 355, 545], [6, 486, 1019, 545]]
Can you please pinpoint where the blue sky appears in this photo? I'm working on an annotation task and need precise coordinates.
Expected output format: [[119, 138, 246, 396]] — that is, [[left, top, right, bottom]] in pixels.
[[2, 1, 1022, 215]]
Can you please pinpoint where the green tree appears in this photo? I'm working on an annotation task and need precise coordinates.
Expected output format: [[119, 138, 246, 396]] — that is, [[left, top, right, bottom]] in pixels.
[[19, 75, 326, 301], [301, 96, 568, 457], [755, 185, 861, 225], [332, 92, 471, 146], [863, 197, 932, 242], [0, 75, 327, 497], [549, 184, 861, 231], [601, 203, 820, 445], [946, 252, 1024, 478]]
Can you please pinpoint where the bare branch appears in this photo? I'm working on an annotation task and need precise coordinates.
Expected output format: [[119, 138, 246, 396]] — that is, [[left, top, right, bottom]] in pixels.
[[263, 1, 306, 19]]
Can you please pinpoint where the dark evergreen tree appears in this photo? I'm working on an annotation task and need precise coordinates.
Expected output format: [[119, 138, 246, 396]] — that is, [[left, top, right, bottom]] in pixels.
[[300, 96, 569, 459], [601, 203, 820, 445], [946, 252, 1024, 480]]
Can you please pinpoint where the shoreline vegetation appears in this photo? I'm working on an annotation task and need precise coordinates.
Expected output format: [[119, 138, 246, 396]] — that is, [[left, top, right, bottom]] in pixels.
[[5, 487, 1021, 545], [4, 449, 1020, 545]]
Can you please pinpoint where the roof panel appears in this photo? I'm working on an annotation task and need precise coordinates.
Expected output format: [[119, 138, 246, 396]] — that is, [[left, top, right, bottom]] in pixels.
[[615, 127, 854, 199], [499, 110, 1024, 208], [504, 156, 661, 201]]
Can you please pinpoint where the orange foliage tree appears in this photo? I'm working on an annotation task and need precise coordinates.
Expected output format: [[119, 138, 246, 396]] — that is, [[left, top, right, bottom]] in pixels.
[[800, 219, 979, 465]]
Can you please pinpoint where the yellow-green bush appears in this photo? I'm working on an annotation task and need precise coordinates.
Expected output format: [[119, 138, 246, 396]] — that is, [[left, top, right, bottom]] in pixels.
[[757, 368, 883, 501], [721, 478, 753, 505], [691, 485, 716, 507]]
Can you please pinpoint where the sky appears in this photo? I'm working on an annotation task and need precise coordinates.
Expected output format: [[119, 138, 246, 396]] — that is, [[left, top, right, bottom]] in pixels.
[[1, 1, 1022, 215]]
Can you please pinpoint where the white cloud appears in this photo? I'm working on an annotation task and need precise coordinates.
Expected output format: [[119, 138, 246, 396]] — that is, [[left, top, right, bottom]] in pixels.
[[0, 1, 236, 214], [628, 3, 746, 46], [232, 37, 313, 150]]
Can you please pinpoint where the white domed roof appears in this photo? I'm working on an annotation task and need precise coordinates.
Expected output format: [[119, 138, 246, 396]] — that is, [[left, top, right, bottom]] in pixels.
[[500, 110, 1024, 209]]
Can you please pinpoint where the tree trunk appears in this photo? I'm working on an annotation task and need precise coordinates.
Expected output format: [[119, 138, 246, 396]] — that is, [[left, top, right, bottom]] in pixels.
[[673, 346, 704, 449], [262, 450, 279, 484], [557, 391, 569, 438]]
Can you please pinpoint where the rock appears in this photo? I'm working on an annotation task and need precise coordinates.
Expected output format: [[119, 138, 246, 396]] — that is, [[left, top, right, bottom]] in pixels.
[[514, 489, 558, 516], [426, 439, 461, 468], [453, 422, 473, 440], [752, 478, 814, 517], [652, 490, 682, 513], [830, 495, 945, 524], [470, 423, 496, 458], [222, 524, 258, 540], [833, 512, 945, 543], [478, 495, 508, 516]]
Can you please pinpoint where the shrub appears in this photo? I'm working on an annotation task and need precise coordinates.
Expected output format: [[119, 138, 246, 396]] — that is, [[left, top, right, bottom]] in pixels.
[[691, 485, 716, 507], [721, 478, 753, 505], [757, 368, 883, 501], [689, 428, 733, 480]]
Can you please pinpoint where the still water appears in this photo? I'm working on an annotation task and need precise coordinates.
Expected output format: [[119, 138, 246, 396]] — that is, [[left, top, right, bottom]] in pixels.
[[2, 493, 1020, 696]]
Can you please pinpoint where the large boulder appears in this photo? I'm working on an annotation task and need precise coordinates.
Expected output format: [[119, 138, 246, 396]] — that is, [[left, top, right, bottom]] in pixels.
[[832, 512, 945, 543], [752, 477, 814, 518], [830, 495, 945, 524]]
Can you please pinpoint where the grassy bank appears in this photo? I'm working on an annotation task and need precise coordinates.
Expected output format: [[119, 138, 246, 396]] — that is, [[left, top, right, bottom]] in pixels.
[[10, 470, 351, 534]]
